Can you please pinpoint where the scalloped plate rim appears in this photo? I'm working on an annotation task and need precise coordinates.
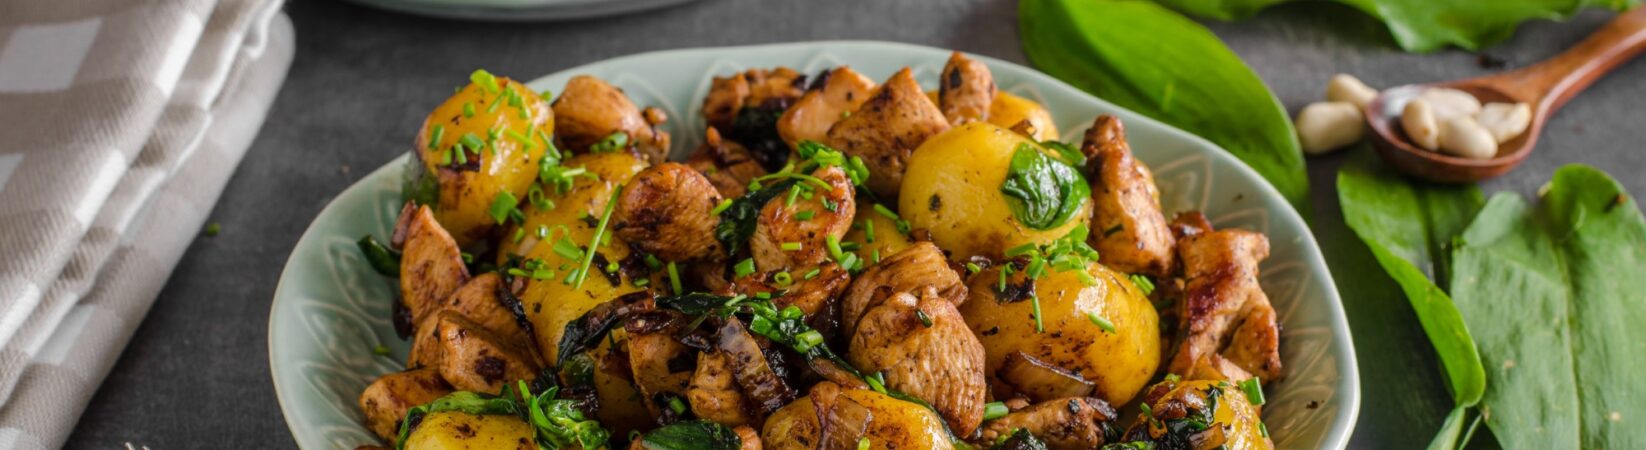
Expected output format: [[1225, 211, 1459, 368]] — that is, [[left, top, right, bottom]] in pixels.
[[270, 40, 1359, 449]]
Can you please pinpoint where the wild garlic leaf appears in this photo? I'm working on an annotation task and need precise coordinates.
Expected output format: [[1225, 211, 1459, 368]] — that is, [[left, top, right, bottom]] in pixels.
[[1000, 143, 1090, 230], [1450, 165, 1646, 450], [637, 420, 742, 450]]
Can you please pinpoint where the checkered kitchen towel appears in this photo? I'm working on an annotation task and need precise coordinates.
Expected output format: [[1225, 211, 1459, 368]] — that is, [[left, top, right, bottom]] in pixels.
[[0, 0, 292, 447]]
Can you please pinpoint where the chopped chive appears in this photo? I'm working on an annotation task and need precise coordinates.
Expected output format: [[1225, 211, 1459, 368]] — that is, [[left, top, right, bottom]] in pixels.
[[488, 191, 518, 224], [872, 249, 881, 264], [780, 242, 802, 251], [856, 438, 869, 450], [1240, 377, 1266, 405], [667, 261, 682, 294], [711, 199, 735, 216], [865, 372, 887, 394], [786, 184, 801, 207], [1005, 242, 1040, 258], [821, 198, 838, 212], [553, 238, 583, 260], [915, 309, 933, 327], [459, 132, 484, 152], [895, 219, 912, 234], [802, 268, 821, 280], [1130, 274, 1156, 296], [469, 69, 499, 93], [454, 144, 468, 165], [863, 219, 876, 243], [632, 278, 650, 288], [1088, 311, 1116, 333], [372, 345, 390, 355], [487, 90, 507, 113], [460, 252, 474, 264], [1075, 270, 1100, 287], [825, 235, 844, 261], [983, 402, 1008, 420], [1031, 295, 1044, 333], [796, 330, 824, 350], [734, 258, 756, 278], [1260, 421, 1270, 438], [462, 102, 475, 118], [645, 254, 662, 271], [667, 396, 687, 415], [997, 269, 1008, 292], [873, 203, 898, 220], [573, 184, 622, 289], [203, 222, 220, 237], [773, 271, 793, 286], [1165, 373, 1182, 383], [966, 262, 981, 274], [427, 125, 445, 149], [795, 210, 815, 221]]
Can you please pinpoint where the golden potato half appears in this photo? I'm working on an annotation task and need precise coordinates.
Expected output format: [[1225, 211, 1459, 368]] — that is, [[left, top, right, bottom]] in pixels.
[[403, 411, 534, 450], [411, 73, 554, 247], [987, 92, 1059, 142], [762, 388, 954, 450], [900, 122, 1091, 261], [961, 262, 1160, 406], [1137, 380, 1272, 450]]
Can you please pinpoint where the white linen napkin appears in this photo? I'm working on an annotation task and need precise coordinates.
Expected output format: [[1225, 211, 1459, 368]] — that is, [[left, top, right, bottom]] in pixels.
[[0, 0, 293, 447]]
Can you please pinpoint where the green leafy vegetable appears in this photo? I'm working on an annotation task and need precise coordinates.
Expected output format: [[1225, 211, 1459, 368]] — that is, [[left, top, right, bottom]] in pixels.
[[1338, 152, 1486, 449], [992, 428, 1050, 450], [395, 383, 608, 450], [402, 156, 440, 208], [636, 420, 742, 450], [715, 179, 798, 257], [1000, 143, 1091, 230], [1148, 0, 1639, 52], [1019, 0, 1307, 210], [356, 235, 401, 277], [1449, 165, 1645, 450]]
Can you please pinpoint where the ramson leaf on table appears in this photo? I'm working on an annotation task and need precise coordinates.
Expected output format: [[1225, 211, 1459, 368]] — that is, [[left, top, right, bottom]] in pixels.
[[1450, 165, 1646, 450], [1019, 0, 1310, 212], [1149, 0, 1640, 52]]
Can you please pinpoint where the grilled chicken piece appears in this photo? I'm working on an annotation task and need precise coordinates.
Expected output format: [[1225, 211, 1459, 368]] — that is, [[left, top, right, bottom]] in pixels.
[[624, 310, 697, 421], [839, 242, 967, 338], [687, 128, 769, 198], [938, 52, 997, 125], [433, 312, 542, 394], [847, 288, 987, 435], [1168, 223, 1283, 383], [702, 67, 808, 131], [978, 397, 1119, 450], [778, 66, 877, 147], [406, 273, 530, 368], [824, 68, 950, 200], [359, 367, 452, 443], [688, 351, 758, 427], [749, 166, 856, 272], [552, 75, 671, 164], [614, 162, 727, 263], [729, 263, 850, 317], [1081, 115, 1176, 277], [393, 203, 470, 325]]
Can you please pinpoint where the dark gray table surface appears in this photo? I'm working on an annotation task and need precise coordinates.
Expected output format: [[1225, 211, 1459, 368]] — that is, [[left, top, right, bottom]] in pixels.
[[63, 0, 1644, 447]]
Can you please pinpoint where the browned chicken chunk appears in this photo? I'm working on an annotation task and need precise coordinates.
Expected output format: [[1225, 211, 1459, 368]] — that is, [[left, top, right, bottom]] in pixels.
[[979, 397, 1119, 450], [1082, 115, 1176, 277], [847, 288, 988, 435], [749, 166, 856, 272], [614, 162, 727, 263], [433, 312, 542, 394], [552, 75, 671, 164], [358, 367, 452, 443], [702, 67, 808, 131], [406, 272, 529, 368], [626, 325, 697, 419], [824, 68, 950, 200], [1168, 221, 1283, 383], [839, 242, 967, 338], [728, 263, 851, 339], [688, 351, 758, 427], [777, 66, 877, 148], [687, 127, 769, 198], [938, 52, 997, 125], [393, 203, 470, 325]]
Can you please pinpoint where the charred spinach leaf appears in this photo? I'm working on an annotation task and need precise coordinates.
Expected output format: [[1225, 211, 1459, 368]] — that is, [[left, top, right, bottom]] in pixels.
[[356, 235, 400, 277], [727, 104, 790, 172], [1000, 143, 1091, 230], [715, 179, 799, 257], [993, 429, 1051, 450], [637, 420, 743, 450]]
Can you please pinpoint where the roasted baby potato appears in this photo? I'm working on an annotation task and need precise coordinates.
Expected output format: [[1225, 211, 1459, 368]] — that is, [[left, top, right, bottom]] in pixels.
[[359, 368, 453, 443], [839, 201, 916, 268], [961, 262, 1160, 406], [410, 72, 553, 247], [761, 384, 954, 450], [1123, 379, 1272, 450], [987, 92, 1059, 142], [900, 122, 1092, 261], [402, 411, 535, 450]]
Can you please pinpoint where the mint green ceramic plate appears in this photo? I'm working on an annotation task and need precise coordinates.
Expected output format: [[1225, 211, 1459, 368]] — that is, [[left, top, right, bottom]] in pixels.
[[340, 0, 697, 21], [270, 41, 1359, 449]]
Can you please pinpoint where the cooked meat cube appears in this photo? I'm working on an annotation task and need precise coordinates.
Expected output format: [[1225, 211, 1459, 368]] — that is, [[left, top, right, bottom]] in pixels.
[[749, 166, 856, 272], [938, 52, 997, 125], [614, 162, 727, 263], [978, 397, 1119, 450], [778, 66, 877, 147], [1169, 225, 1283, 383], [393, 203, 470, 325], [1082, 115, 1176, 277], [552, 75, 671, 164], [358, 367, 452, 443], [824, 68, 950, 200], [686, 127, 769, 198], [839, 242, 966, 338], [847, 288, 988, 435], [433, 312, 542, 394]]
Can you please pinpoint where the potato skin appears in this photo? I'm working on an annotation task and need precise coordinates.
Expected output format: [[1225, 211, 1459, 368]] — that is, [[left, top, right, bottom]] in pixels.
[[402, 411, 535, 450], [1134, 380, 1272, 450], [839, 201, 914, 267], [412, 76, 553, 247], [987, 92, 1059, 142], [899, 122, 1091, 261], [761, 388, 954, 450], [960, 263, 1160, 406]]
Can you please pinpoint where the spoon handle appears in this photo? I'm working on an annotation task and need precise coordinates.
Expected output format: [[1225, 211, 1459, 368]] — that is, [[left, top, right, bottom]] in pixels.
[[1493, 7, 1646, 113]]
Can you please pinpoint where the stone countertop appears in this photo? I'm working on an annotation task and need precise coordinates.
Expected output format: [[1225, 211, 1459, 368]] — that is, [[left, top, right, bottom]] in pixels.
[[62, 0, 1643, 447]]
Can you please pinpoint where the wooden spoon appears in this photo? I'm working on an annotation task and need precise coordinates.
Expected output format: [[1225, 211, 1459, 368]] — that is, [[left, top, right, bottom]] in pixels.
[[1366, 7, 1646, 183]]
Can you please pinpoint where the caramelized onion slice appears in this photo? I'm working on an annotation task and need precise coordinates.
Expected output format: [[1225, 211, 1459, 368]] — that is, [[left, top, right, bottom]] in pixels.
[[999, 351, 1095, 402]]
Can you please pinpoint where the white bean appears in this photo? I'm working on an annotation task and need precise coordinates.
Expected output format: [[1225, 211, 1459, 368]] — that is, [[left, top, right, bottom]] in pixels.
[[1419, 88, 1482, 119], [1476, 102, 1532, 143], [1296, 101, 1365, 155], [1326, 74, 1378, 109], [1402, 99, 1440, 151], [1438, 116, 1497, 160]]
